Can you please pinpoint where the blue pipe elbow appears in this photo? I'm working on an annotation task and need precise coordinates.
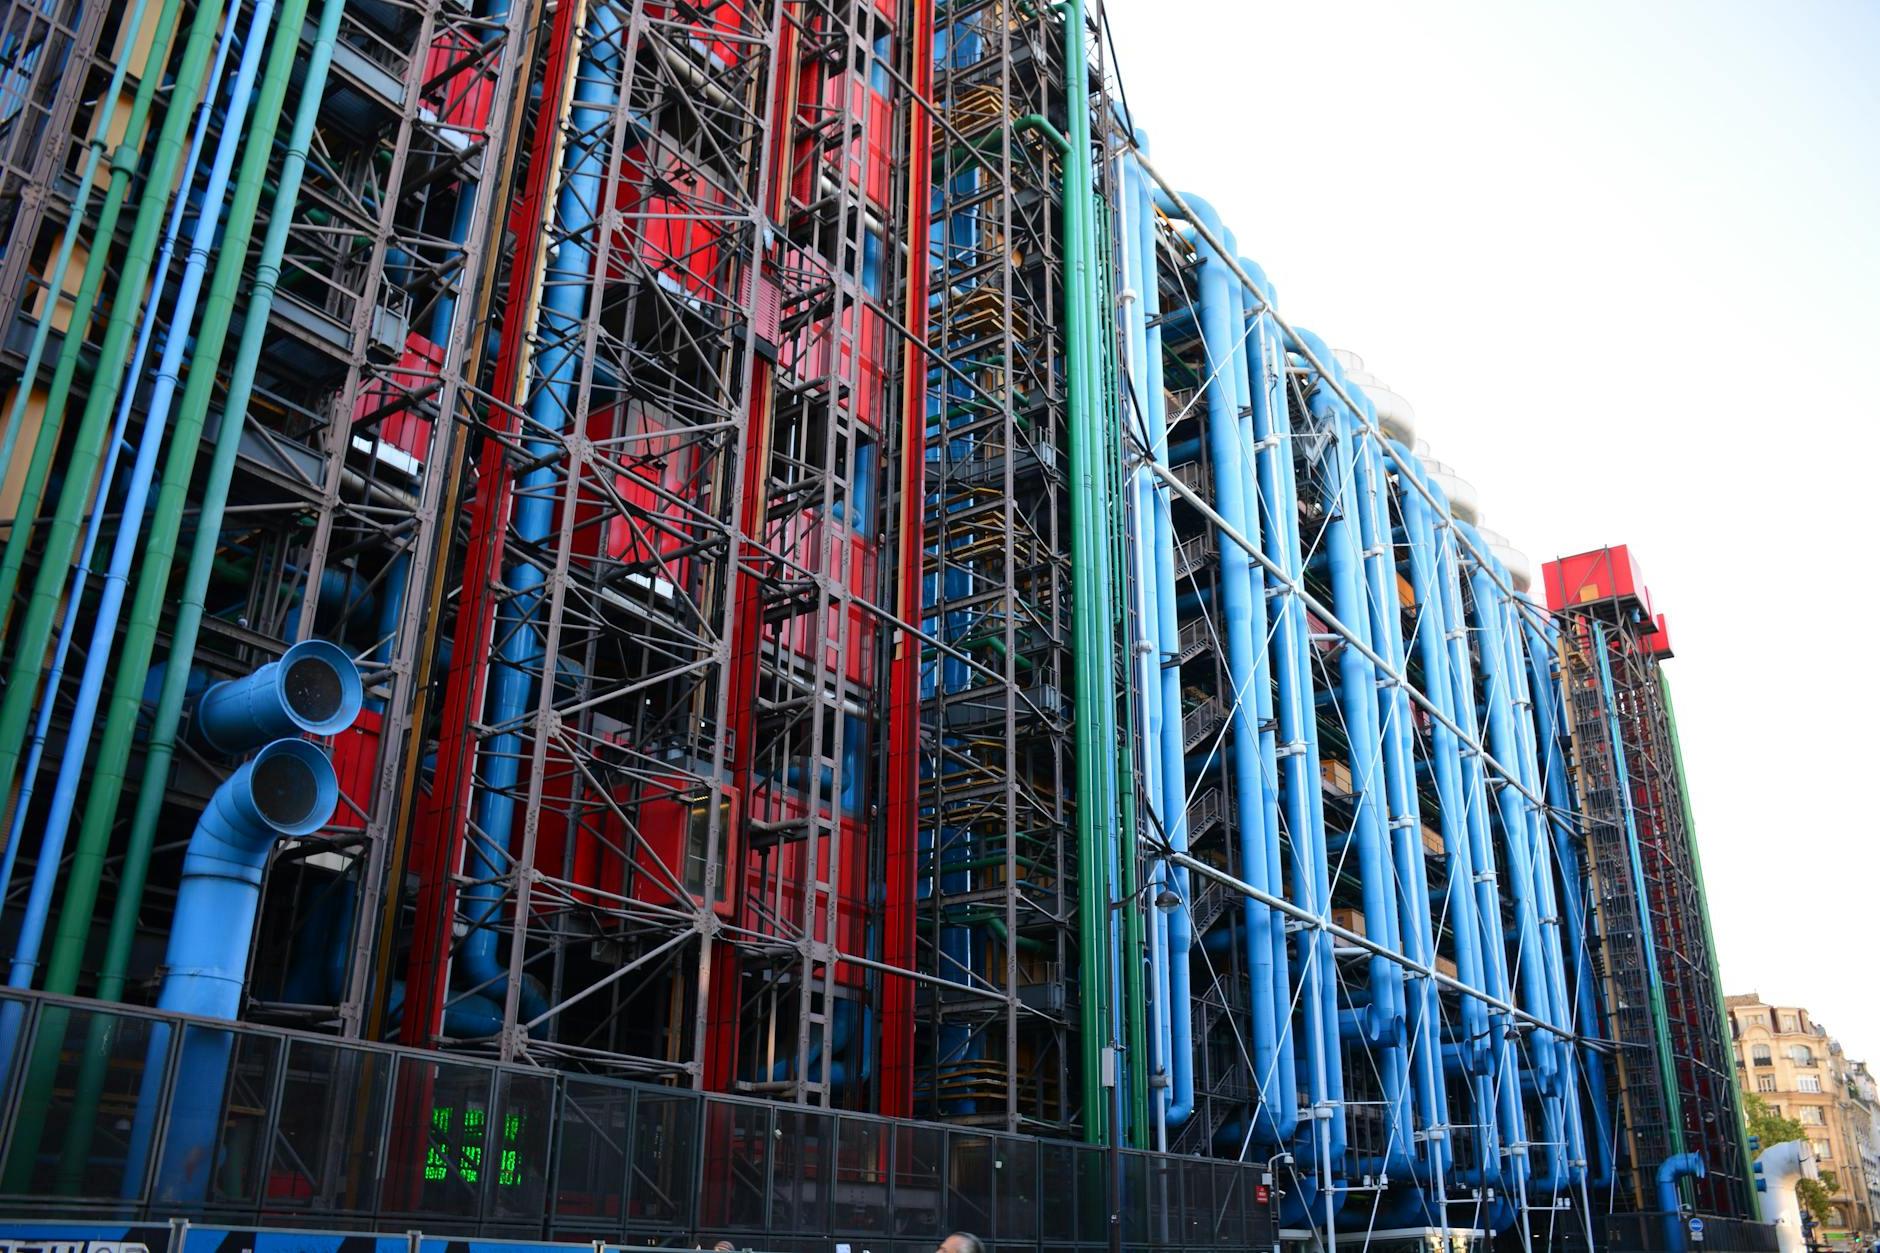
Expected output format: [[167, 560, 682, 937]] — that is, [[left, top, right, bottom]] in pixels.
[[196, 639, 363, 753], [1658, 1152, 1707, 1250], [160, 738, 339, 1019]]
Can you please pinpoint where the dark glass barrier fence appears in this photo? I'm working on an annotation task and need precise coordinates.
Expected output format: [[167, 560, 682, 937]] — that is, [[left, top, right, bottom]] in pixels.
[[0, 991, 1274, 1252]]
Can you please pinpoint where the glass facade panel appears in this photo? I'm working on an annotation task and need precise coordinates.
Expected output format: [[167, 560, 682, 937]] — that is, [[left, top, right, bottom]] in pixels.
[[556, 1078, 631, 1232], [628, 1090, 698, 1232], [267, 1037, 392, 1218], [834, 1116, 890, 1234]]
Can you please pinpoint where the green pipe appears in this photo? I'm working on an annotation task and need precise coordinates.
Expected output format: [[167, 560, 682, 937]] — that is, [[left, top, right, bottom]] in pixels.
[[0, 0, 221, 805], [1057, 0, 1114, 1147], [947, 113, 1070, 169], [1663, 674, 1758, 1215], [921, 912, 1050, 954], [0, 0, 164, 528], [55, 0, 331, 998], [43, 0, 341, 1186]]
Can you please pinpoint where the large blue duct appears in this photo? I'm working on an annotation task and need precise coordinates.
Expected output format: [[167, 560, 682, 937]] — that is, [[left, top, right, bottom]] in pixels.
[[1154, 191, 1288, 1153], [1659, 1152, 1708, 1252], [196, 639, 364, 752], [123, 737, 342, 1198], [459, 4, 624, 1031]]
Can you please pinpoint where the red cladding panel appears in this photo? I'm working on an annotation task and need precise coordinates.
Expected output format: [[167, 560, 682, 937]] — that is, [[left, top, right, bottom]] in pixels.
[[425, 28, 495, 133], [1541, 544, 1654, 619], [330, 708, 383, 814], [356, 334, 443, 461], [1645, 612, 1675, 659]]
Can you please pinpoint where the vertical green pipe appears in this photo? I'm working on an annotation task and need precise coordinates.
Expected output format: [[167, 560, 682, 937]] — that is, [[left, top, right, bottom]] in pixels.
[[0, 0, 163, 525], [49, 0, 338, 1002], [0, 0, 221, 802], [1662, 674, 1758, 1216], [38, 0, 335, 1187], [1058, 0, 1110, 1146]]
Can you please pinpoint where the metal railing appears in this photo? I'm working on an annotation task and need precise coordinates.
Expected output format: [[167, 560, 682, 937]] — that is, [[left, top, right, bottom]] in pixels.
[[0, 989, 1273, 1251]]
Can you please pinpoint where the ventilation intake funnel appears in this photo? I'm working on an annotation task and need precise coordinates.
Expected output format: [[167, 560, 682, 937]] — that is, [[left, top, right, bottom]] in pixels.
[[196, 638, 362, 753]]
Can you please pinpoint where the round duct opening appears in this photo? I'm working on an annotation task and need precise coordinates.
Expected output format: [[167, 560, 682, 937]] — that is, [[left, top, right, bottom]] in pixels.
[[252, 749, 321, 830], [285, 655, 345, 725], [276, 638, 363, 736]]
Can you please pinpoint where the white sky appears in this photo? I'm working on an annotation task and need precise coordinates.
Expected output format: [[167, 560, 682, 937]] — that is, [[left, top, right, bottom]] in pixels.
[[1106, 1, 1880, 1057]]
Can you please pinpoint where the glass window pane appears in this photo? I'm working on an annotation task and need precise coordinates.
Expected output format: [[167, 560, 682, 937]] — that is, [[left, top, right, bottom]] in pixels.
[[1141, 1153, 1178, 1248], [1181, 1160, 1211, 1247], [628, 1090, 698, 1232], [994, 1136, 1037, 1242], [1040, 1143, 1077, 1244], [490, 1068, 556, 1222], [0, 1003, 172, 1201], [151, 1026, 281, 1212], [1121, 1153, 1149, 1247], [892, 1122, 944, 1238], [834, 1117, 889, 1235], [1074, 1145, 1107, 1246], [947, 1132, 994, 1239], [1210, 1164, 1244, 1247], [266, 1039, 391, 1217], [773, 1107, 831, 1236], [700, 1098, 769, 1231], [381, 1056, 494, 1222], [556, 1078, 631, 1233]]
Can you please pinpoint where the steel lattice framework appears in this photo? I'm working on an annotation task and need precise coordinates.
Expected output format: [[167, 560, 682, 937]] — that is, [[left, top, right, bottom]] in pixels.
[[1560, 598, 1748, 1217], [921, 0, 1087, 1134]]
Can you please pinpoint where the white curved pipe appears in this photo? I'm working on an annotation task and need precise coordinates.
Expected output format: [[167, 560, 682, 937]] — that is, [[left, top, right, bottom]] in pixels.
[[1758, 1139, 1820, 1253]]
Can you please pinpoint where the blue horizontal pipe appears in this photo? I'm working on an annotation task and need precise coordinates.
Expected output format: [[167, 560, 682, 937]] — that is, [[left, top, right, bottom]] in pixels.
[[196, 639, 363, 752]]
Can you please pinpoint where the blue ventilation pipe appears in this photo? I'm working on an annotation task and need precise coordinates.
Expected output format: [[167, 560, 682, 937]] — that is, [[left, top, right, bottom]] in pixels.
[[1267, 340, 1345, 1226], [196, 639, 364, 752], [1226, 256, 1296, 1155], [1255, 339, 1339, 1190], [1394, 448, 1495, 1196], [1119, 139, 1188, 1134], [122, 737, 341, 1198], [1341, 382, 1423, 1185], [1430, 493, 1525, 1221], [1239, 263, 1302, 1152], [1522, 610, 1616, 1190], [1153, 192, 1283, 1148], [1460, 528, 1569, 1196], [1659, 1152, 1707, 1252], [1495, 584, 1586, 1193], [1137, 155, 1197, 1132], [1304, 376, 1404, 1056], [462, 7, 624, 1030], [0, 0, 276, 1004], [158, 739, 340, 1017], [1350, 417, 1446, 1208]]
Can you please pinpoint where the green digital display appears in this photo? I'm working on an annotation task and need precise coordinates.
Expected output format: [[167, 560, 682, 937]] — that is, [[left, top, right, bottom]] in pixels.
[[424, 1105, 530, 1187]]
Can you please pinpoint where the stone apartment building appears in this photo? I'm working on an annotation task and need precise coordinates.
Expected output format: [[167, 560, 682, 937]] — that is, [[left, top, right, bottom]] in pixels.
[[1728, 993, 1880, 1242]]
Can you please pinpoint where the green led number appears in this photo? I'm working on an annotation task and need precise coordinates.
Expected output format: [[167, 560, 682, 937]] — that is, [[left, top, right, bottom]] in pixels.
[[425, 1105, 530, 1187]]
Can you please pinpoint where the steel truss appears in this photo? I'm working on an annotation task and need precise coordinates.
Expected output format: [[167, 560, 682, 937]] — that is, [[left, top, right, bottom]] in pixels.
[[1560, 601, 1748, 1217], [190, 0, 538, 1047], [920, 0, 1095, 1135], [398, 0, 785, 1076], [1121, 158, 1624, 1247], [722, 0, 927, 1112], [0, 0, 106, 340]]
